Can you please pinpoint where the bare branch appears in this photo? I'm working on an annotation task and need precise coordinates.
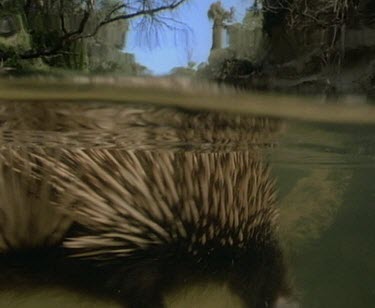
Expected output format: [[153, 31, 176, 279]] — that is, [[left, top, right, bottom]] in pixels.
[[81, 0, 188, 39], [63, 9, 91, 41], [24, 0, 33, 17], [60, 0, 68, 35], [1, 0, 190, 62]]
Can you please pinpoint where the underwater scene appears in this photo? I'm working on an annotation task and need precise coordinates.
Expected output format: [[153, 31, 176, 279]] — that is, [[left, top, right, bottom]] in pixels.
[[0, 79, 374, 308], [1, 0, 375, 307]]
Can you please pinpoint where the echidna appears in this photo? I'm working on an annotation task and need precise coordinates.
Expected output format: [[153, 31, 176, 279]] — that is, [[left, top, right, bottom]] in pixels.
[[0, 104, 289, 307], [15, 148, 288, 308], [0, 150, 72, 252]]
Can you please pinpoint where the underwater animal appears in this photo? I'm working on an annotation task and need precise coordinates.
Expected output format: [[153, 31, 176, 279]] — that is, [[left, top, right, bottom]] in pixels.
[[0, 104, 290, 307]]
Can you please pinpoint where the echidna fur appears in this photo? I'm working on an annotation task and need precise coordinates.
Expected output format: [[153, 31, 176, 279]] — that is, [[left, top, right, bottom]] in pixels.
[[0, 151, 71, 252], [43, 150, 278, 259], [0, 104, 289, 308], [0, 148, 289, 308]]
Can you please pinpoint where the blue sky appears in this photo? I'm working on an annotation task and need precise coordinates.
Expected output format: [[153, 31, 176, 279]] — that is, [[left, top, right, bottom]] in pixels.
[[125, 0, 252, 75]]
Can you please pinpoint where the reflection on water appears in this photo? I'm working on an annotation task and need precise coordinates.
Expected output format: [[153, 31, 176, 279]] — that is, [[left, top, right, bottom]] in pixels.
[[0, 101, 283, 150], [0, 100, 373, 307]]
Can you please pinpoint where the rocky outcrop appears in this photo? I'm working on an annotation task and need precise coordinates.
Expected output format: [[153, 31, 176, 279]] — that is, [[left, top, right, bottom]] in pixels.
[[205, 0, 375, 97]]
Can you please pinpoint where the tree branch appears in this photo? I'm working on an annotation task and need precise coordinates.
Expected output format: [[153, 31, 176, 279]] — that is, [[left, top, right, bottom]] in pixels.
[[0, 0, 189, 62], [63, 9, 91, 41], [81, 0, 187, 39], [59, 0, 68, 34], [24, 0, 33, 17]]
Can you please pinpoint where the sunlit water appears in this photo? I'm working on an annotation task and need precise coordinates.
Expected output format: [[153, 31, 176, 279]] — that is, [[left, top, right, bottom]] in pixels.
[[0, 84, 374, 308]]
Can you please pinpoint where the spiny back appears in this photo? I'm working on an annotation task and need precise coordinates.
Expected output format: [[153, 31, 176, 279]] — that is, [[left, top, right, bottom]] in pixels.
[[0, 150, 72, 252], [35, 149, 278, 261]]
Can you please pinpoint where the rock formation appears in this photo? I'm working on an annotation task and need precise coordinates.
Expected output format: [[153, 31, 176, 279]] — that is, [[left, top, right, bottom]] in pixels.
[[204, 0, 375, 98]]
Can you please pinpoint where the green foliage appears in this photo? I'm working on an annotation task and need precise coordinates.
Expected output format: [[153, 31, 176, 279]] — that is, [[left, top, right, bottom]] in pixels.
[[1, 0, 189, 74], [61, 40, 89, 71], [0, 14, 31, 53], [0, 1, 133, 73]]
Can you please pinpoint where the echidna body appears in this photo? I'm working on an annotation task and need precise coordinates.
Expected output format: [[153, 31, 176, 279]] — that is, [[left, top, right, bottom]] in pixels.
[[0, 103, 288, 307], [0, 151, 71, 252], [29, 149, 288, 308], [40, 150, 277, 258]]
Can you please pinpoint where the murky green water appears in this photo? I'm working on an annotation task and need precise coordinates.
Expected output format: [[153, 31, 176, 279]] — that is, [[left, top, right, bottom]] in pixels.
[[0, 80, 374, 308], [273, 122, 375, 308]]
